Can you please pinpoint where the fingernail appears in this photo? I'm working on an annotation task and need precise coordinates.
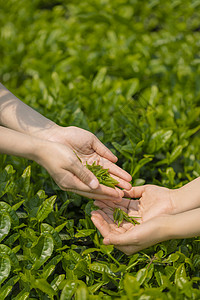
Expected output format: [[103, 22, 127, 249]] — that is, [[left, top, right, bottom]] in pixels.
[[89, 179, 99, 189], [104, 238, 110, 245], [91, 211, 98, 215]]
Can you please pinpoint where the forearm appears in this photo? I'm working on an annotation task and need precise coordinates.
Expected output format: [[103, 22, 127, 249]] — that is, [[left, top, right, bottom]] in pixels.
[[0, 83, 56, 139], [167, 207, 200, 239], [171, 177, 200, 214], [0, 125, 40, 161]]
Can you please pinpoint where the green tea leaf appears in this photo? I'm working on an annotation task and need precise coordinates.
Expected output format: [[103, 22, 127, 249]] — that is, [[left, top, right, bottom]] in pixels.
[[36, 195, 57, 223], [60, 280, 78, 300], [75, 229, 95, 238], [0, 255, 11, 284], [31, 233, 54, 270], [32, 278, 56, 297], [0, 212, 11, 242]]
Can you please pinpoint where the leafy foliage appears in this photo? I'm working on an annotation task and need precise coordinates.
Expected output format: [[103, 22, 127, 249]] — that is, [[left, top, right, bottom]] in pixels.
[[86, 162, 119, 188], [0, 0, 200, 299]]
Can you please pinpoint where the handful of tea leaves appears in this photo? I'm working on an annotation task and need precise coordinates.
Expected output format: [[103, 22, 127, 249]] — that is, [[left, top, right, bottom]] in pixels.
[[113, 208, 140, 227], [86, 161, 119, 188]]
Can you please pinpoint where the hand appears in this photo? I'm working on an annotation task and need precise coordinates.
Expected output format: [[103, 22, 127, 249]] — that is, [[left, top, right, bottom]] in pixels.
[[91, 203, 170, 255], [0, 85, 132, 197], [122, 185, 176, 221], [44, 125, 132, 191], [94, 184, 175, 222], [124, 179, 200, 219], [91, 199, 200, 255], [35, 139, 126, 201]]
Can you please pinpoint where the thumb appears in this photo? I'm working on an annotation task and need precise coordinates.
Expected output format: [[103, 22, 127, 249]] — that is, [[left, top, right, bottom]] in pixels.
[[124, 185, 146, 198], [71, 159, 99, 189], [103, 230, 136, 246]]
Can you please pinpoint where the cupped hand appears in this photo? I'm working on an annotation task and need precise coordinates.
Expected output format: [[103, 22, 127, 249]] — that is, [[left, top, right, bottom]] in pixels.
[[123, 184, 177, 221], [93, 183, 176, 223], [91, 200, 170, 255], [36, 139, 125, 201], [45, 125, 132, 190]]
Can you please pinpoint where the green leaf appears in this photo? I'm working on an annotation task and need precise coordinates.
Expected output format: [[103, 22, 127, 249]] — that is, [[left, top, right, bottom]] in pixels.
[[51, 274, 65, 292], [123, 274, 140, 299], [0, 255, 11, 284], [82, 248, 101, 256], [42, 255, 62, 279], [21, 166, 31, 194], [75, 229, 95, 238], [0, 212, 11, 242], [169, 145, 183, 164], [0, 244, 19, 268], [147, 130, 173, 153], [41, 223, 62, 248], [32, 278, 56, 297], [88, 282, 104, 294], [136, 267, 147, 285], [12, 200, 25, 211], [31, 233, 54, 270], [100, 245, 114, 255], [175, 263, 188, 289], [55, 221, 69, 232], [36, 195, 57, 223], [12, 289, 30, 300], [132, 157, 153, 176], [89, 262, 116, 276], [92, 67, 107, 90], [60, 280, 78, 300], [0, 202, 20, 226], [75, 283, 89, 300], [0, 275, 19, 299]]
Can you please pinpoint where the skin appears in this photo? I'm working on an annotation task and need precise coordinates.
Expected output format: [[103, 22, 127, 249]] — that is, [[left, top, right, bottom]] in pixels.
[[0, 83, 132, 200], [91, 182, 200, 255]]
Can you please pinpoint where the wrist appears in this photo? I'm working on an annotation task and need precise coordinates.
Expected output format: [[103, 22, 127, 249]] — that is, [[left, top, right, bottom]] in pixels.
[[31, 138, 51, 168], [169, 188, 182, 214], [42, 124, 64, 143], [34, 122, 60, 142], [160, 215, 174, 240], [170, 177, 200, 214]]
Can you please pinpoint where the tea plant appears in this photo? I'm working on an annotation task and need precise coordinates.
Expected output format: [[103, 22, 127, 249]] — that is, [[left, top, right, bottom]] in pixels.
[[0, 0, 200, 299]]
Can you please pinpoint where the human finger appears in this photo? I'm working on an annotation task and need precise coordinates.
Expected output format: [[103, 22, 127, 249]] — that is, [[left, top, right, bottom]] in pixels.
[[94, 200, 128, 214], [91, 212, 112, 237], [123, 185, 146, 198], [68, 189, 122, 201], [103, 227, 138, 246], [68, 184, 123, 200], [100, 158, 132, 182], [91, 211, 126, 233], [109, 173, 132, 190], [60, 170, 124, 198], [93, 136, 118, 163], [68, 153, 99, 189]]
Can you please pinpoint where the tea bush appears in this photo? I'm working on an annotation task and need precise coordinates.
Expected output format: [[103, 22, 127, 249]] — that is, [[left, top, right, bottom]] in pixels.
[[0, 0, 200, 299]]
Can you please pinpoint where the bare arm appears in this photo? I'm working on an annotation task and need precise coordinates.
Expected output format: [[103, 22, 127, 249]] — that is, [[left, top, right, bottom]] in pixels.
[[0, 83, 56, 139], [0, 83, 132, 192], [0, 125, 39, 160]]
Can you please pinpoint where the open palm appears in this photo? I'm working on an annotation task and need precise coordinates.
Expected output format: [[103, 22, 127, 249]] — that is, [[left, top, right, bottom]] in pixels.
[[91, 197, 169, 255]]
